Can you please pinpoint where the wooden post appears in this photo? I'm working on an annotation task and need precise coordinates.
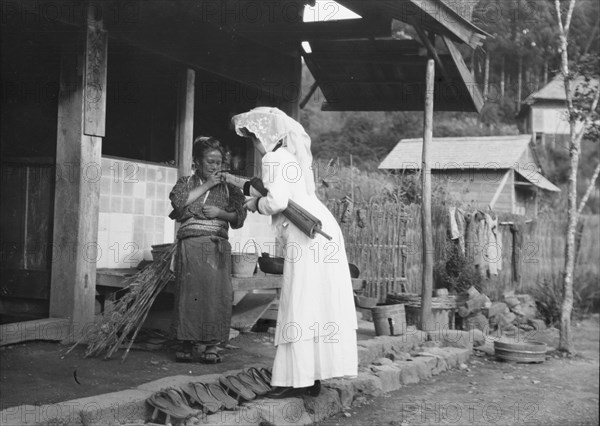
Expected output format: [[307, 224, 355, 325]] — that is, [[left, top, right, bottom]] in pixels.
[[49, 5, 106, 342], [287, 47, 303, 120], [420, 59, 435, 331], [350, 154, 354, 201], [500, 57, 505, 98], [516, 63, 522, 101], [483, 51, 490, 100], [175, 69, 195, 178]]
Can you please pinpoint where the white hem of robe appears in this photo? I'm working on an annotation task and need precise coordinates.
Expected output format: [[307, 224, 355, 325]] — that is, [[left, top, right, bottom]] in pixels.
[[270, 329, 358, 388]]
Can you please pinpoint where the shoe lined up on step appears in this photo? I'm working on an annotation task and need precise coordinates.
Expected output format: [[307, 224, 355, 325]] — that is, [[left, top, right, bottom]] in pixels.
[[146, 387, 199, 424], [219, 375, 257, 402]]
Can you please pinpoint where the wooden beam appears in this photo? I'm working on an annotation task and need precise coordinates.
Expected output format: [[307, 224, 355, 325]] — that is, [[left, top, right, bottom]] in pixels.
[[49, 5, 104, 343], [300, 81, 319, 109], [420, 59, 435, 331], [511, 170, 517, 214], [83, 22, 107, 137], [337, 0, 488, 48], [489, 170, 511, 210], [306, 53, 425, 65], [285, 47, 303, 120], [321, 98, 478, 112], [175, 69, 195, 178], [233, 17, 392, 41], [407, 0, 487, 48], [0, 318, 71, 346], [411, 20, 451, 82], [442, 36, 485, 113]]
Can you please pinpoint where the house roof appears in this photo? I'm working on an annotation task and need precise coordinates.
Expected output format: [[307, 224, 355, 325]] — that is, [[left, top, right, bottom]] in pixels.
[[379, 135, 533, 169], [337, 0, 489, 48], [302, 0, 487, 113], [523, 75, 569, 103], [303, 38, 484, 112], [379, 134, 561, 191], [523, 74, 599, 104], [515, 170, 561, 192]]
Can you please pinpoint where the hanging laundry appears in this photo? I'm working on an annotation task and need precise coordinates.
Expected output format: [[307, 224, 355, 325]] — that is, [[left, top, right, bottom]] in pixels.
[[474, 211, 487, 276], [356, 208, 366, 228], [484, 212, 501, 276], [449, 207, 460, 239], [455, 208, 466, 255], [510, 223, 522, 284], [340, 195, 353, 223], [464, 211, 478, 264]]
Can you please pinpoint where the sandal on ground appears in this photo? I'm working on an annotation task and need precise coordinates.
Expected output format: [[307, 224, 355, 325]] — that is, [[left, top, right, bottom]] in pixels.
[[206, 383, 238, 410], [147, 388, 197, 423], [248, 367, 272, 391], [219, 375, 256, 402], [259, 367, 273, 382], [237, 371, 270, 395], [181, 382, 222, 414], [165, 388, 200, 416], [199, 351, 222, 364]]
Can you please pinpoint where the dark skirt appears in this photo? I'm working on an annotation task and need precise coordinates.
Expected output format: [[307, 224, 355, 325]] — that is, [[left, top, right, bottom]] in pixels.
[[172, 235, 232, 343]]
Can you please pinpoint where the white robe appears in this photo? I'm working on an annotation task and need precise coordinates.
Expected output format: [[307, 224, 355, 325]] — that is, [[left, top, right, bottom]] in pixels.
[[257, 149, 358, 387]]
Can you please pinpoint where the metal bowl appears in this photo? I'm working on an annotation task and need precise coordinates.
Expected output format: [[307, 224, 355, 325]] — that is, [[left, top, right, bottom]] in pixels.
[[258, 254, 284, 275], [494, 340, 547, 363]]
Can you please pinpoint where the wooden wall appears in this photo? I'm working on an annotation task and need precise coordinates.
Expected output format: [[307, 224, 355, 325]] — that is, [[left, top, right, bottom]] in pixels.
[[434, 169, 514, 213], [0, 160, 55, 323]]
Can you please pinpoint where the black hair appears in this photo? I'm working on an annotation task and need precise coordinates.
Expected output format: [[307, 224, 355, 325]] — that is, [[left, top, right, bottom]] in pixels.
[[192, 136, 225, 162]]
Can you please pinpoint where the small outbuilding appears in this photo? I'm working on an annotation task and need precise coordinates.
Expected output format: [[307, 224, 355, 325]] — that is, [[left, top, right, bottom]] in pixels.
[[518, 75, 599, 148], [379, 135, 560, 216]]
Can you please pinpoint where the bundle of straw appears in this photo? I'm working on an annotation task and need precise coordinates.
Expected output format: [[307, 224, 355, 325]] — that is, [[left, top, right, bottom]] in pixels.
[[67, 243, 177, 362]]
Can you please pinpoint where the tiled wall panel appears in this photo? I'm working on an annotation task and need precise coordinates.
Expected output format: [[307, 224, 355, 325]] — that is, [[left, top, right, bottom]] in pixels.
[[98, 157, 177, 268]]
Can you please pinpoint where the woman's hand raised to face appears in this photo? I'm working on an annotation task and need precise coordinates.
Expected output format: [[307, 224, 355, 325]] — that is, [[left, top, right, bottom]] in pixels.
[[206, 171, 223, 188]]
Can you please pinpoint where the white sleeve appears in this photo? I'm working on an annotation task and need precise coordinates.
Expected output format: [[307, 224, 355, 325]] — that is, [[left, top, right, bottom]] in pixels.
[[257, 152, 290, 215]]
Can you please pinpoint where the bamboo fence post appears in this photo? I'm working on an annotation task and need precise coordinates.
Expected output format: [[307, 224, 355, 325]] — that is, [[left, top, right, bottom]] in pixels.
[[350, 154, 354, 202], [420, 59, 435, 331]]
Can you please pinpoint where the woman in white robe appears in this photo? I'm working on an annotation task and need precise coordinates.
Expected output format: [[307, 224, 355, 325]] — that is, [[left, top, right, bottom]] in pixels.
[[224, 107, 357, 398]]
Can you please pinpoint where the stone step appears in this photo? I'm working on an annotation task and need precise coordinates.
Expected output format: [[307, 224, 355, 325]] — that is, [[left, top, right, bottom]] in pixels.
[[0, 342, 470, 425]]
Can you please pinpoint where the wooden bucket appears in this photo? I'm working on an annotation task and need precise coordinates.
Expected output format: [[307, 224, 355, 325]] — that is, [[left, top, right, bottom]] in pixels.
[[371, 304, 406, 336]]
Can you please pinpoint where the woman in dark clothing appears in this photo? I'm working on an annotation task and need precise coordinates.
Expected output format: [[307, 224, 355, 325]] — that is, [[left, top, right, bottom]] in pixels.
[[169, 136, 247, 363]]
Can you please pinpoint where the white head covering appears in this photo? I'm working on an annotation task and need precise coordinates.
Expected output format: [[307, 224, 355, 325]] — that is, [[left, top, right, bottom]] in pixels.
[[232, 107, 316, 196]]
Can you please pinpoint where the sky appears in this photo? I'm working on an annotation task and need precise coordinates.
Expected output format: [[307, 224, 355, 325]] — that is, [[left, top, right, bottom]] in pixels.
[[303, 0, 361, 22]]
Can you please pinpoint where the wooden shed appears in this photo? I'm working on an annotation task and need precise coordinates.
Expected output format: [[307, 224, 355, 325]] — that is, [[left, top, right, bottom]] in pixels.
[[518, 75, 599, 148], [379, 135, 561, 216], [1, 0, 486, 342]]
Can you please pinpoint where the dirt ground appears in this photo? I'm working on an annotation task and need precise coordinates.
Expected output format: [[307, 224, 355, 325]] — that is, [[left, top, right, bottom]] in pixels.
[[326, 315, 600, 426], [2, 318, 598, 426], [0, 325, 377, 410], [0, 330, 278, 409]]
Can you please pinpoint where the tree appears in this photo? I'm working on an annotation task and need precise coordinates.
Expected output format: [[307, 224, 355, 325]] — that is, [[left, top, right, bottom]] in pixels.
[[553, 0, 600, 354]]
